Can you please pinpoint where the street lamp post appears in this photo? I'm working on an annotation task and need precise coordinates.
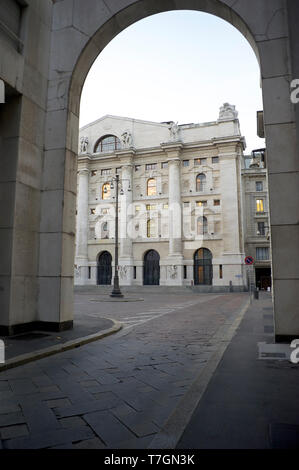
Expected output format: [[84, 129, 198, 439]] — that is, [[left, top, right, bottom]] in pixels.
[[110, 174, 124, 298]]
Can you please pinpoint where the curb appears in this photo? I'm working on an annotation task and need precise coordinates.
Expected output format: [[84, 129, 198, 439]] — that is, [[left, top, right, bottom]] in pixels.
[[0, 320, 123, 373], [148, 298, 251, 449]]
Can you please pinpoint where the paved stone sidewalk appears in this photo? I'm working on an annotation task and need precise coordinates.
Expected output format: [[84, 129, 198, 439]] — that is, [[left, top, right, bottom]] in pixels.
[[0, 293, 249, 449], [177, 292, 299, 449]]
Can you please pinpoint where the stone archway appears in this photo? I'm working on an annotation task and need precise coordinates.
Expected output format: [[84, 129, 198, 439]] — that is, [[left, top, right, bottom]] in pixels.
[[0, 0, 298, 341], [40, 1, 299, 341]]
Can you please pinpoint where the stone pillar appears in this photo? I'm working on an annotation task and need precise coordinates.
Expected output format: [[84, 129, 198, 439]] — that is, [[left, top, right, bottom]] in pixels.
[[162, 143, 184, 285], [219, 149, 244, 285], [75, 168, 89, 284], [119, 157, 134, 285], [168, 159, 183, 257]]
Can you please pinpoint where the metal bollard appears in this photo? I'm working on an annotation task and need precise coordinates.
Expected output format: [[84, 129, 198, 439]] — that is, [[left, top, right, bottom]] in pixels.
[[254, 288, 259, 300]]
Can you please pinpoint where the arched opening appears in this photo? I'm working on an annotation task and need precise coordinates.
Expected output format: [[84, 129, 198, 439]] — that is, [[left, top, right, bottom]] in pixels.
[[97, 251, 112, 285], [197, 216, 208, 236], [194, 248, 213, 285], [48, 0, 296, 340], [196, 174, 206, 192], [102, 183, 111, 200], [147, 178, 157, 196], [94, 135, 121, 153], [144, 250, 160, 285]]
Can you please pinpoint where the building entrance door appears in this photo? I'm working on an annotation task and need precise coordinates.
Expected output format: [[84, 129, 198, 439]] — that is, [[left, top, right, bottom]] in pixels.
[[97, 251, 112, 285], [194, 248, 213, 285], [143, 250, 160, 285]]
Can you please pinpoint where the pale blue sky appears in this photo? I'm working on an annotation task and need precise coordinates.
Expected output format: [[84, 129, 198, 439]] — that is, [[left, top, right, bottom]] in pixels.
[[80, 10, 265, 153]]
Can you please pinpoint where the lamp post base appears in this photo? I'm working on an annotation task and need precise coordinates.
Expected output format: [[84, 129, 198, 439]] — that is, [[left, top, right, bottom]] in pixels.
[[110, 277, 124, 298], [110, 290, 124, 298], [110, 292, 123, 299]]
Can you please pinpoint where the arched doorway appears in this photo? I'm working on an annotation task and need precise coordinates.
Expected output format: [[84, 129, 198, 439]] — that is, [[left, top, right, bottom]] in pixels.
[[144, 250, 160, 285], [194, 248, 213, 285], [97, 251, 112, 285]]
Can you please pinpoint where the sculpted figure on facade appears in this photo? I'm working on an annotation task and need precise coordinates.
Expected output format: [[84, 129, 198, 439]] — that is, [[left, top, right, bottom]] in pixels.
[[168, 121, 180, 141], [74, 265, 80, 278], [80, 136, 89, 153], [121, 131, 133, 148], [119, 265, 128, 279], [168, 265, 178, 279], [218, 103, 238, 121]]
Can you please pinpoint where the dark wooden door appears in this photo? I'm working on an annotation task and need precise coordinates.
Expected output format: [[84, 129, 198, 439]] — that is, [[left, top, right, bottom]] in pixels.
[[97, 252, 112, 285], [143, 250, 160, 285], [194, 248, 213, 285]]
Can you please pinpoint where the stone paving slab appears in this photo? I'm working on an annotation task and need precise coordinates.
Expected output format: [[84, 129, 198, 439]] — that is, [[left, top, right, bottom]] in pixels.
[[0, 424, 28, 440], [83, 410, 136, 447], [5, 426, 95, 449], [54, 396, 121, 419], [0, 412, 26, 427]]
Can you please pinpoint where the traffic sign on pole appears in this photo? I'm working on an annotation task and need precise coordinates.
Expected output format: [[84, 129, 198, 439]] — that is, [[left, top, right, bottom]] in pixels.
[[245, 256, 254, 265]]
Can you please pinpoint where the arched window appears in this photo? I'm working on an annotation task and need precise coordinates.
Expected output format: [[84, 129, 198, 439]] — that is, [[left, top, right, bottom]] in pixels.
[[147, 178, 157, 196], [94, 135, 121, 153], [102, 183, 111, 200], [197, 216, 208, 235], [147, 219, 157, 238], [196, 174, 206, 192]]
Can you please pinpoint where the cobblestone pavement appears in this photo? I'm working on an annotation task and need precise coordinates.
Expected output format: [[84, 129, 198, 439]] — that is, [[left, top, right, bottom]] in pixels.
[[0, 292, 249, 449]]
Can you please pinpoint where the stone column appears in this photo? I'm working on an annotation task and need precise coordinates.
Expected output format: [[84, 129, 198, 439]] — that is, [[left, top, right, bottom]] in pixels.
[[162, 143, 184, 285], [168, 159, 183, 257], [75, 168, 89, 284], [119, 157, 134, 285], [219, 149, 244, 286]]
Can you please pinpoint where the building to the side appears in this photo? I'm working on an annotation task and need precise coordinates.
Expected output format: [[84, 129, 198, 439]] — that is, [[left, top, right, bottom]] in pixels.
[[241, 149, 271, 290], [75, 103, 250, 290]]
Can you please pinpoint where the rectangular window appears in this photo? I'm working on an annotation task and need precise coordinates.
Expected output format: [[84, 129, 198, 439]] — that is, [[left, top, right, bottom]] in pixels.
[[196, 201, 207, 207], [102, 208, 109, 215], [146, 204, 156, 211], [256, 199, 264, 212], [183, 202, 190, 208], [183, 160, 189, 167], [212, 156, 219, 164], [116, 167, 122, 174], [135, 206, 141, 212], [90, 208, 95, 215], [133, 266, 137, 279], [256, 247, 269, 261], [184, 265, 187, 279], [163, 204, 169, 209], [214, 200, 221, 206], [135, 165, 141, 172], [146, 163, 157, 171], [219, 265, 223, 279], [161, 162, 168, 169], [257, 222, 266, 236], [101, 169, 112, 175], [91, 170, 97, 176], [256, 181, 263, 191], [194, 158, 207, 166]]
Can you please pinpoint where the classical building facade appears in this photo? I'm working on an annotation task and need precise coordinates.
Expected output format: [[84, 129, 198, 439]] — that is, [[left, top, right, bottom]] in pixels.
[[75, 104, 248, 290], [242, 150, 271, 291]]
